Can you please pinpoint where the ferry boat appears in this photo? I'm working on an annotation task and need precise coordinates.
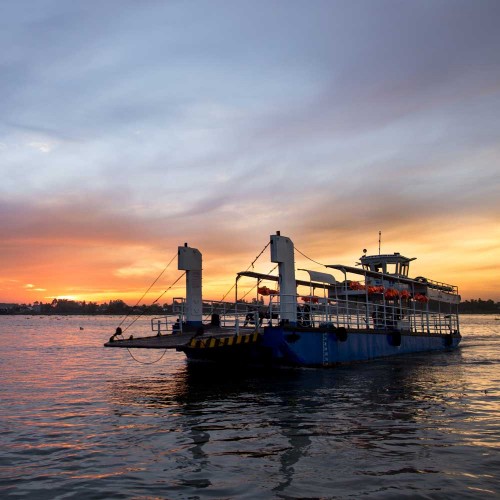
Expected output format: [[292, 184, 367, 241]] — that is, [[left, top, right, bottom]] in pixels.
[[105, 232, 461, 366]]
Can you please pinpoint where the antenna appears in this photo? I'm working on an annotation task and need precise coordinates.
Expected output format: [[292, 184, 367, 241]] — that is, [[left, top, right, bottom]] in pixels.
[[378, 230, 381, 255]]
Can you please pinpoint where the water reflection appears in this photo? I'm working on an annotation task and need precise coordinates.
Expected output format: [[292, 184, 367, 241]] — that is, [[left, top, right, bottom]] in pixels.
[[109, 348, 467, 424], [107, 348, 473, 495], [2, 315, 498, 498]]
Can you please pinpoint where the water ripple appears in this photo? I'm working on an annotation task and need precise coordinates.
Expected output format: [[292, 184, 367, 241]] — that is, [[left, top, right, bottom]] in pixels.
[[0, 315, 499, 498]]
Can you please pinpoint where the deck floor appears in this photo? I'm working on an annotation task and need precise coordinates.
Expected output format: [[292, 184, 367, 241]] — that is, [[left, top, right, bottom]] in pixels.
[[104, 327, 257, 349]]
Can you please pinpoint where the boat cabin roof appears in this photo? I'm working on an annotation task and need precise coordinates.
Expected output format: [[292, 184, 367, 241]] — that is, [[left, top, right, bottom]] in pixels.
[[359, 252, 416, 277], [238, 267, 457, 294], [326, 264, 416, 285], [360, 253, 415, 265]]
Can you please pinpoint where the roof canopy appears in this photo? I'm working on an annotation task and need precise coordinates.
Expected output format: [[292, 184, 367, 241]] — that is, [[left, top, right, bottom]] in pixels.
[[298, 269, 336, 284], [326, 264, 417, 285], [360, 253, 416, 265], [236, 271, 337, 290]]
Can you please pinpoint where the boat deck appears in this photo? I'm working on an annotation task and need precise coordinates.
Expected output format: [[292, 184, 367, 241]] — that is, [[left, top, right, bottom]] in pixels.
[[104, 327, 258, 349]]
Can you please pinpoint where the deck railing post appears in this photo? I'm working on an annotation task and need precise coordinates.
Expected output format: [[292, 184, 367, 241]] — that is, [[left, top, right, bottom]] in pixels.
[[426, 303, 430, 334], [344, 275, 349, 327], [365, 280, 370, 330]]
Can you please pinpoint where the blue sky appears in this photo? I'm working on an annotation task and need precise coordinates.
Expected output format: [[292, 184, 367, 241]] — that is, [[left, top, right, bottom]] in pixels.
[[1, 0, 499, 302]]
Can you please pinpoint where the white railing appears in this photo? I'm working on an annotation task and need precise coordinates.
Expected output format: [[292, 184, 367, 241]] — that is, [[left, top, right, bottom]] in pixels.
[[150, 298, 263, 335], [268, 294, 459, 336], [150, 297, 185, 335], [150, 293, 459, 337]]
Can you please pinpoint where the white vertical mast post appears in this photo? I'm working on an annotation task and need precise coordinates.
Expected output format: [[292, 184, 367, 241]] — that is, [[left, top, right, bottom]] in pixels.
[[178, 243, 202, 327], [270, 231, 297, 325]]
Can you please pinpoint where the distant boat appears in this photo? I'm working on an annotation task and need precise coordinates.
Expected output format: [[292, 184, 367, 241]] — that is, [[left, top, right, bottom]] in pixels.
[[105, 232, 461, 366]]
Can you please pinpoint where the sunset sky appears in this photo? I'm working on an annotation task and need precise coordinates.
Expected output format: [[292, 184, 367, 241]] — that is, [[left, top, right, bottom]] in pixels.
[[1, 0, 499, 305]]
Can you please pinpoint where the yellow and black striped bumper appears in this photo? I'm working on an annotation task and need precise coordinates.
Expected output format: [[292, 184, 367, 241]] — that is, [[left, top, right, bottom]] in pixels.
[[188, 331, 261, 349]]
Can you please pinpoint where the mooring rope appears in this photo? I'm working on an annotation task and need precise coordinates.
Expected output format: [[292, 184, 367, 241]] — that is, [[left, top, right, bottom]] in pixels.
[[115, 271, 187, 364], [126, 347, 168, 365], [116, 241, 273, 364]]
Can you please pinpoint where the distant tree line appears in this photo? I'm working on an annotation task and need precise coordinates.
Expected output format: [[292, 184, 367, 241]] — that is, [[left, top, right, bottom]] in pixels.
[[0, 297, 498, 315], [458, 299, 499, 314], [0, 299, 173, 315]]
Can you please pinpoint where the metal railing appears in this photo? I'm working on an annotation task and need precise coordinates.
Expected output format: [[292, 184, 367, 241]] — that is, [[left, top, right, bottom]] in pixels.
[[150, 298, 264, 335], [150, 293, 459, 337], [268, 294, 459, 336], [150, 297, 185, 335]]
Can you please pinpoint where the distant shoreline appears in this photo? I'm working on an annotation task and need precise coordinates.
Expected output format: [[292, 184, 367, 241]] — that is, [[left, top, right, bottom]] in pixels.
[[0, 311, 498, 316], [1, 298, 498, 316], [0, 312, 165, 316]]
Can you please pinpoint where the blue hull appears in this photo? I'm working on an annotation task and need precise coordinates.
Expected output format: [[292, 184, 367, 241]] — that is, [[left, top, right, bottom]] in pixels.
[[183, 326, 461, 367], [260, 326, 461, 366]]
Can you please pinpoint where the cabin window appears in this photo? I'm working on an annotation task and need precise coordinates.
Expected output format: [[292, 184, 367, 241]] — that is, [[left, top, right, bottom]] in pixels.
[[386, 263, 397, 275]]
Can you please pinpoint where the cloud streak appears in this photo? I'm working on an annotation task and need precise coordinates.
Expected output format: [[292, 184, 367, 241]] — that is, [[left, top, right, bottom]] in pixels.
[[0, 0, 499, 303]]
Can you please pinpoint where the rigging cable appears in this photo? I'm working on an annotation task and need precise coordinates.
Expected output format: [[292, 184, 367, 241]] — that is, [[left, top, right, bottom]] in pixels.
[[121, 272, 186, 333], [238, 264, 279, 301], [203, 263, 279, 323], [215, 240, 271, 305], [294, 246, 327, 268], [118, 251, 178, 328], [117, 268, 186, 365]]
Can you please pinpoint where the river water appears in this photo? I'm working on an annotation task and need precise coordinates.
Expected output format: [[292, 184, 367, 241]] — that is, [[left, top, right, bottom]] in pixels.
[[0, 315, 499, 499]]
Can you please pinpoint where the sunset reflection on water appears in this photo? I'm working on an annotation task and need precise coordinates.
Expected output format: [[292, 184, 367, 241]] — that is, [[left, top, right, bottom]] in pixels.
[[0, 315, 498, 498]]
